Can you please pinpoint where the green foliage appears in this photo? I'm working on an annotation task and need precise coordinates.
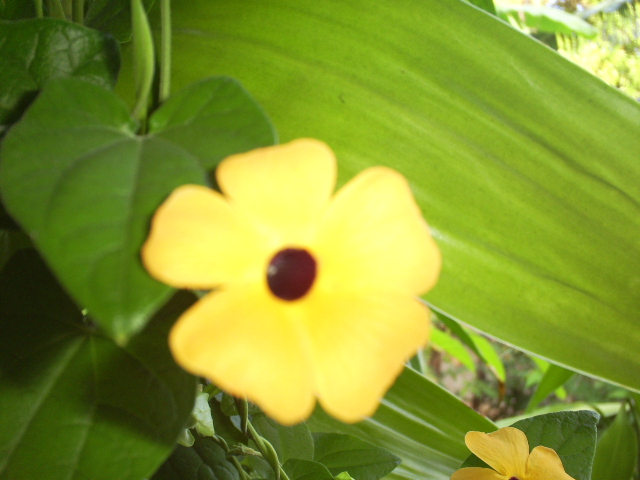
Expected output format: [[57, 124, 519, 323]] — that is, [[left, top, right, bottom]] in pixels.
[[0, 249, 197, 480], [0, 75, 275, 342], [591, 403, 639, 480], [163, 0, 640, 398], [152, 436, 240, 480], [526, 363, 575, 412], [461, 410, 600, 480], [252, 415, 315, 464], [498, 4, 598, 37], [0, 1, 638, 479], [312, 433, 400, 480], [308, 367, 496, 480], [0, 18, 119, 132]]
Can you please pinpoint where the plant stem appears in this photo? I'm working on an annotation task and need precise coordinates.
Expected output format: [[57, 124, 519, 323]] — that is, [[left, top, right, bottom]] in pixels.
[[34, 0, 43, 17], [73, 0, 84, 23], [159, 0, 172, 103], [131, 0, 155, 127], [246, 421, 291, 480], [212, 436, 252, 480]]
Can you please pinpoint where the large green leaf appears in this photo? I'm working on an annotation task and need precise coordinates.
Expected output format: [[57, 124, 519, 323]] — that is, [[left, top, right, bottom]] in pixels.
[[308, 367, 495, 480], [0, 249, 197, 480], [159, 0, 640, 393], [0, 76, 275, 341]]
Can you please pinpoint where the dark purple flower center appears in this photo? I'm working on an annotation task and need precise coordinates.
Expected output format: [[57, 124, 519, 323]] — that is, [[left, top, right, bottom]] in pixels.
[[267, 248, 317, 301], [510, 477, 519, 480]]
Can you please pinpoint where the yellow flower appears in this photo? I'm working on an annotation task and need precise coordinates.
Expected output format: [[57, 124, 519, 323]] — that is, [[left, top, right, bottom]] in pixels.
[[142, 138, 441, 425], [451, 427, 576, 480]]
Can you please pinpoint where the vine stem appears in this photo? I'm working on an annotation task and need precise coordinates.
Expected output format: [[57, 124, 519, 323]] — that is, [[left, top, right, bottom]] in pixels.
[[34, 0, 43, 17], [212, 436, 252, 480], [246, 421, 291, 480], [73, 0, 84, 23], [159, 0, 172, 103]]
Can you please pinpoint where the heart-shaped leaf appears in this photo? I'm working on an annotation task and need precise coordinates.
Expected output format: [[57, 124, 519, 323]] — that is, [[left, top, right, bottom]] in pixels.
[[0, 76, 275, 341], [0, 249, 197, 480]]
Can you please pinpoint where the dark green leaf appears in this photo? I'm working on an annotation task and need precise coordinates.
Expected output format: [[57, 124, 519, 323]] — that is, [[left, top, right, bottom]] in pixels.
[[312, 433, 400, 480], [0, 18, 119, 131], [591, 404, 638, 480], [526, 363, 575, 412], [152, 436, 239, 480], [160, 0, 640, 397], [252, 414, 314, 463], [0, 249, 197, 480], [0, 0, 36, 19], [309, 367, 495, 480], [149, 77, 277, 171], [283, 459, 333, 480], [0, 228, 31, 270], [462, 410, 599, 480], [85, 0, 156, 43]]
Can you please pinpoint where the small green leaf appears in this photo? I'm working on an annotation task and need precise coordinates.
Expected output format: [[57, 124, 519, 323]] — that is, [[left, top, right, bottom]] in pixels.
[[0, 18, 119, 131], [333, 473, 355, 480], [526, 363, 575, 412], [430, 328, 476, 373], [283, 459, 333, 480], [497, 5, 597, 37], [0, 249, 198, 480], [152, 436, 239, 480], [461, 410, 599, 480], [177, 429, 196, 448], [591, 404, 638, 480], [252, 414, 315, 463], [468, 332, 506, 383], [149, 77, 277, 171], [312, 433, 400, 480], [193, 391, 215, 438]]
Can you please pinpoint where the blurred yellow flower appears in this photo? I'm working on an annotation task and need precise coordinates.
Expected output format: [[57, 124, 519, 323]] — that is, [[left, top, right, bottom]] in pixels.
[[142, 138, 441, 425], [451, 427, 576, 480]]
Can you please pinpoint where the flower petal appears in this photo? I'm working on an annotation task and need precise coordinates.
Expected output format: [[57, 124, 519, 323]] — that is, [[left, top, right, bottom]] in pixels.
[[465, 428, 530, 478], [169, 285, 316, 425], [142, 185, 267, 289], [216, 139, 337, 246], [302, 289, 430, 422], [450, 467, 507, 480], [314, 166, 440, 296], [526, 446, 575, 480]]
